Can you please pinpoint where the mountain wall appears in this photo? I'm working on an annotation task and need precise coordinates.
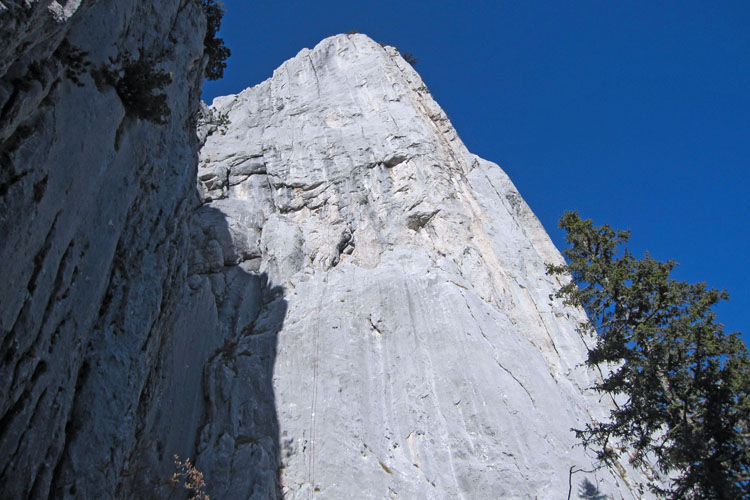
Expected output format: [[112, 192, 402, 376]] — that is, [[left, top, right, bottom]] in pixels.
[[0, 1, 206, 497], [1, 4, 656, 497], [190, 34, 657, 499]]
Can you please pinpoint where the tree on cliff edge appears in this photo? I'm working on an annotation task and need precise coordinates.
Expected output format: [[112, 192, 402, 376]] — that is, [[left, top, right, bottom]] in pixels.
[[202, 0, 231, 80], [547, 211, 750, 499]]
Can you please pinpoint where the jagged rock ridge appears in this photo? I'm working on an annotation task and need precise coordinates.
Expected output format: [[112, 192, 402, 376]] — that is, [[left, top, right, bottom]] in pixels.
[[191, 34, 658, 499]]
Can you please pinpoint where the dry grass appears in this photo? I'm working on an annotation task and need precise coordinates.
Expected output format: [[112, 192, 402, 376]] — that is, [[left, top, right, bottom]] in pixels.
[[172, 455, 210, 500]]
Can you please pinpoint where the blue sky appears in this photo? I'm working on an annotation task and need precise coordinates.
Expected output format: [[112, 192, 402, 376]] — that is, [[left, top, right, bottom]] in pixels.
[[203, 1, 749, 344]]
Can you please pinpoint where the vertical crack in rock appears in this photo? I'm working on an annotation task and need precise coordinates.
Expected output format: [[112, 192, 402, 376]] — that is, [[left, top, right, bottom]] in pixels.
[[306, 53, 321, 99], [460, 290, 536, 407], [306, 279, 326, 494]]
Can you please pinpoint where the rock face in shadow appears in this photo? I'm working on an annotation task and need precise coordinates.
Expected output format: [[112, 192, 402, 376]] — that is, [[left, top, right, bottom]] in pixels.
[[197, 34, 659, 499], [0, 2, 286, 498], [0, 1, 225, 497], [129, 202, 286, 499]]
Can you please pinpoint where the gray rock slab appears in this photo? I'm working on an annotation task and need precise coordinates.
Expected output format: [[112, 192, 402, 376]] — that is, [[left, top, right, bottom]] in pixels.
[[195, 34, 661, 499]]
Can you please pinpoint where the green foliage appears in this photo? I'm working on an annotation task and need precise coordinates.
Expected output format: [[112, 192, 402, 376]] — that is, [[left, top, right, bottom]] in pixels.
[[215, 110, 230, 135], [202, 0, 231, 80], [98, 55, 172, 125], [202, 107, 230, 136], [548, 211, 750, 499], [215, 110, 230, 127], [375, 40, 418, 66], [400, 51, 418, 66]]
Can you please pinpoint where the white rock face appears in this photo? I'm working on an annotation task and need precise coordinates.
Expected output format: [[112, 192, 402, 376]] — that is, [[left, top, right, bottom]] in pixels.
[[193, 34, 657, 499]]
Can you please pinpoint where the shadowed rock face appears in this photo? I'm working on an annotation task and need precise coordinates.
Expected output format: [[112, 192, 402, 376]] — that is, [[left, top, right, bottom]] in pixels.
[[196, 34, 658, 499], [0, 1, 210, 497]]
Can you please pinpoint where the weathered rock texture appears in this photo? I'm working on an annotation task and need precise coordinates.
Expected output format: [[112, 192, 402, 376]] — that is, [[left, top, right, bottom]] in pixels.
[[1, 8, 658, 496], [192, 34, 659, 499], [0, 1, 208, 497]]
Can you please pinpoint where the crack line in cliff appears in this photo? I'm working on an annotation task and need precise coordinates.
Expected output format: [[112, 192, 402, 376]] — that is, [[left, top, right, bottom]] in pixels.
[[459, 291, 536, 407], [481, 169, 528, 241], [388, 51, 468, 178], [538, 312, 562, 360], [399, 282, 467, 499], [307, 54, 321, 99], [308, 279, 326, 497], [48, 356, 91, 496], [1, 237, 76, 436], [1, 387, 48, 481], [1, 210, 63, 376], [513, 276, 564, 364]]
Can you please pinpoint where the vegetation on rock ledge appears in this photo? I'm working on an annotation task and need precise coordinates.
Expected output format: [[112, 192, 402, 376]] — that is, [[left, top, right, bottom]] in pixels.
[[95, 55, 172, 125]]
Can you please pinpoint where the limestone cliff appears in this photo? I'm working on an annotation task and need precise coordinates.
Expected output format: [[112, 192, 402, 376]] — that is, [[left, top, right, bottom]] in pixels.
[[1, 5, 656, 497], [190, 34, 658, 499], [0, 1, 206, 497]]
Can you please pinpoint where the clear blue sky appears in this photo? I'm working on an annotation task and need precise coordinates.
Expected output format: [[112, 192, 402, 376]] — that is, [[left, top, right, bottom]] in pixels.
[[203, 1, 749, 344]]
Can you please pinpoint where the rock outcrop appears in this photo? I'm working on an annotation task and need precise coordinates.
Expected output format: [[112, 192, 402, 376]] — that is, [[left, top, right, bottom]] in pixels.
[[0, 1, 206, 497], [1, 5, 656, 496], [190, 34, 657, 499]]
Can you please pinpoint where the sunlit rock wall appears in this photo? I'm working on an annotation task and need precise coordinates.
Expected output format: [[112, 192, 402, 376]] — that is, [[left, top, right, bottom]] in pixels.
[[195, 34, 657, 499]]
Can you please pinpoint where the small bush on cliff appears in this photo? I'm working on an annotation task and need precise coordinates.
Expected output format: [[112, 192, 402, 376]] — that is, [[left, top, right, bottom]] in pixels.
[[96, 55, 172, 125], [202, 0, 231, 80], [376, 41, 418, 67], [172, 455, 210, 499], [400, 51, 418, 66]]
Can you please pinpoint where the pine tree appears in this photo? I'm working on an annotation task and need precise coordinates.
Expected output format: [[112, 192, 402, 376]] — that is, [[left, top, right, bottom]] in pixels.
[[202, 0, 231, 80], [547, 211, 750, 499]]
